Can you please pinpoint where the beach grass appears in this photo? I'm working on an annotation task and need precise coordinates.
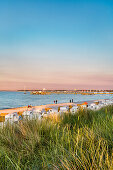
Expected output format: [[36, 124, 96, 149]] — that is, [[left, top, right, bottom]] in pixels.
[[0, 105, 113, 169]]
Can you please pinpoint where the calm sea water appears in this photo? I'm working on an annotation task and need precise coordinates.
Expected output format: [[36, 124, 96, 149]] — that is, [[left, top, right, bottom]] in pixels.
[[0, 91, 113, 110]]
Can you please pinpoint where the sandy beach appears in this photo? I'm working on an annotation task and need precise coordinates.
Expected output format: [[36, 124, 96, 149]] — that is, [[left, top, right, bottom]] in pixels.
[[0, 99, 106, 114], [0, 103, 76, 114]]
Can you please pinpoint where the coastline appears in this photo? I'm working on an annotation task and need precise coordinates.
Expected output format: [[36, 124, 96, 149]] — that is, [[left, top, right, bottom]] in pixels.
[[0, 103, 75, 114], [0, 99, 106, 114]]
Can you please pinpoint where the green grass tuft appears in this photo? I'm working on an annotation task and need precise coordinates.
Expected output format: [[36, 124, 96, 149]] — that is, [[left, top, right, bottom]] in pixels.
[[0, 105, 113, 169]]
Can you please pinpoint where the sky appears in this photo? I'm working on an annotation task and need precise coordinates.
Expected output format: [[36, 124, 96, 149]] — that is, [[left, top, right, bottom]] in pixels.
[[0, 0, 113, 90]]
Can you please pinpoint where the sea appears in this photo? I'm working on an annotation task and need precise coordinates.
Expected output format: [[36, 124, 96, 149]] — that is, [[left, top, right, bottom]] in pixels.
[[0, 91, 113, 110]]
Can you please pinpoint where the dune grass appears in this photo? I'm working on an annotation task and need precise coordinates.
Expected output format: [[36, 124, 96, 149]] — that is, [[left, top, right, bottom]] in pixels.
[[0, 105, 113, 169]]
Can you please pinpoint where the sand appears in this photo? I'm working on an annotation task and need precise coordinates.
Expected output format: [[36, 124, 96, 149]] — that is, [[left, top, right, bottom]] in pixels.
[[0, 99, 105, 115], [0, 103, 76, 114]]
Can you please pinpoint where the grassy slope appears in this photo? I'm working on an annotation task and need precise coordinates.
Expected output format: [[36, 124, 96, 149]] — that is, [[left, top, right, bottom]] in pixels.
[[0, 106, 113, 169]]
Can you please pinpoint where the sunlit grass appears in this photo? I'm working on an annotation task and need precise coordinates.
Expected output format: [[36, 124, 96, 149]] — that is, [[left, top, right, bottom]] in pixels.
[[0, 105, 113, 169]]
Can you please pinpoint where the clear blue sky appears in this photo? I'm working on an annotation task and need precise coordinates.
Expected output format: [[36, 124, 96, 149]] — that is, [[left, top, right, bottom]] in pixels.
[[0, 0, 113, 90]]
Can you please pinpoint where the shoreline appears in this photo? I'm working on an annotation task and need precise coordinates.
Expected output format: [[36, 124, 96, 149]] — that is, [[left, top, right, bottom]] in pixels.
[[0, 99, 106, 114], [0, 103, 76, 114]]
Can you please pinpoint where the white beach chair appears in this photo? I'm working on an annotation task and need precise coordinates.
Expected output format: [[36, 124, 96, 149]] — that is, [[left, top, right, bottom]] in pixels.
[[46, 109, 58, 115], [5, 112, 19, 123], [32, 109, 42, 119], [88, 103, 97, 110], [22, 111, 33, 120], [70, 106, 78, 114], [59, 107, 68, 114]]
